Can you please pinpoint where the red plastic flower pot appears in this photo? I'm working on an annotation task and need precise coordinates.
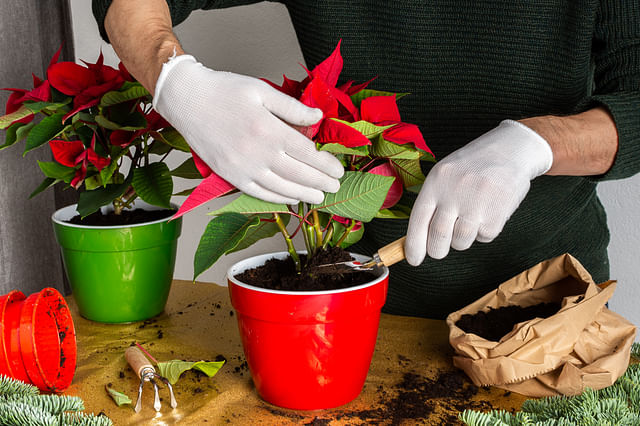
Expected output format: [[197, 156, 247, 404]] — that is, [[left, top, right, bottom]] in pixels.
[[227, 252, 389, 410], [0, 288, 76, 392], [3, 290, 30, 383], [0, 290, 25, 379]]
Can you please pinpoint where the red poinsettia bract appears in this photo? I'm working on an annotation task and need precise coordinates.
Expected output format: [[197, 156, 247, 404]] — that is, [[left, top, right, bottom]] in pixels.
[[50, 134, 110, 189], [48, 52, 133, 122], [173, 40, 429, 221]]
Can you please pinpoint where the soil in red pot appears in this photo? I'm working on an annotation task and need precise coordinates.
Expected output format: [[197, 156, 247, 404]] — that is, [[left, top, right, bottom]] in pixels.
[[234, 246, 377, 291], [68, 208, 175, 226], [455, 302, 562, 342]]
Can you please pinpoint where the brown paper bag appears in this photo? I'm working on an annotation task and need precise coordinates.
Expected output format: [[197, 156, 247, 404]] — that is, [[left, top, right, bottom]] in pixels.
[[446, 254, 636, 397]]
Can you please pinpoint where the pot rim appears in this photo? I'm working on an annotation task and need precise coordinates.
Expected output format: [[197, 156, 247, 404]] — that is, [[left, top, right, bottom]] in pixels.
[[51, 200, 180, 229], [227, 251, 389, 296]]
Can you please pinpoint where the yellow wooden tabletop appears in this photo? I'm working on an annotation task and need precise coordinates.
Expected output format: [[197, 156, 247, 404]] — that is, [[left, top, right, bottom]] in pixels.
[[64, 280, 527, 425]]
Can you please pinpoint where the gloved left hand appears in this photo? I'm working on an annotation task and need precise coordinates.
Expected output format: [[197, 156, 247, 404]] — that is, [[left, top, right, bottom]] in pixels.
[[405, 119, 554, 265]]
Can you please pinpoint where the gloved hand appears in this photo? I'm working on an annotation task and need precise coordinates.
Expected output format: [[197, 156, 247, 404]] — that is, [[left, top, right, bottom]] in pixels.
[[153, 55, 344, 204], [405, 119, 553, 264]]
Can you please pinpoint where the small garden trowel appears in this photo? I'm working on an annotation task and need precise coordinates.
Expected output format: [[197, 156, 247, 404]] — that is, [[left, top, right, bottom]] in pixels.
[[313, 236, 407, 274]]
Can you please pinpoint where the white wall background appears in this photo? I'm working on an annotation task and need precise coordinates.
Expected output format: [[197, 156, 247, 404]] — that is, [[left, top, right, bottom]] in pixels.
[[69, 1, 639, 335]]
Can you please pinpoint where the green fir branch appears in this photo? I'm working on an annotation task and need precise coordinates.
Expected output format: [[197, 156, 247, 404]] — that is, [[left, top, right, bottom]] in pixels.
[[631, 342, 640, 360], [0, 375, 39, 398], [61, 412, 114, 426], [1, 394, 84, 415], [460, 363, 640, 426], [0, 375, 112, 426]]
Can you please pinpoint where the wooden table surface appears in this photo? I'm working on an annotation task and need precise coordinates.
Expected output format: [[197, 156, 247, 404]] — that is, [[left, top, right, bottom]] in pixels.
[[65, 280, 528, 425]]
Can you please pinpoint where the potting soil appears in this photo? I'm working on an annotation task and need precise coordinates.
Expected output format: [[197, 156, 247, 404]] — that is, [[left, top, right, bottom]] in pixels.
[[455, 302, 562, 342], [68, 208, 175, 226], [235, 246, 377, 291]]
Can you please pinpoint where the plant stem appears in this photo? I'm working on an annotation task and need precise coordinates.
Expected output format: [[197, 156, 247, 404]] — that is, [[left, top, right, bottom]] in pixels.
[[312, 210, 323, 250], [321, 223, 334, 250], [274, 213, 300, 272], [335, 220, 357, 247]]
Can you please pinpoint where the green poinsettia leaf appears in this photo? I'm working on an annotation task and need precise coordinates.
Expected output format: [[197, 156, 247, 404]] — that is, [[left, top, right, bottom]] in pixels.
[[132, 163, 173, 209], [406, 184, 423, 193], [148, 140, 172, 155], [330, 118, 395, 139], [170, 158, 201, 179], [156, 360, 225, 385], [106, 386, 132, 407], [99, 158, 120, 187], [95, 109, 146, 131], [100, 83, 149, 107], [0, 105, 34, 130], [227, 214, 289, 254], [24, 113, 66, 155], [372, 135, 424, 160], [209, 194, 289, 216], [37, 161, 75, 182], [29, 177, 58, 199], [375, 204, 412, 219], [194, 213, 261, 279], [157, 129, 190, 152], [77, 177, 132, 218], [330, 220, 364, 248], [318, 142, 369, 156], [84, 174, 103, 190], [392, 158, 426, 188], [23, 99, 71, 114], [350, 89, 409, 107], [1, 121, 35, 150], [312, 171, 394, 223]]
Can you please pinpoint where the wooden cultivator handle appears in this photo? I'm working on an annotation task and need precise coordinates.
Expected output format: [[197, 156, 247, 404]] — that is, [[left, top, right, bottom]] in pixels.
[[375, 236, 406, 267], [125, 346, 154, 379]]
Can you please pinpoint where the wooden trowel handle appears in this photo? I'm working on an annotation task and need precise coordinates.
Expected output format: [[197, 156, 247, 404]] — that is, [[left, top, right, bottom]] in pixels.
[[376, 236, 406, 267], [126, 346, 154, 378]]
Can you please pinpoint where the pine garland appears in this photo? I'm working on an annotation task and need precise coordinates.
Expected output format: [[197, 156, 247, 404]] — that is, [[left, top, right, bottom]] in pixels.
[[0, 375, 112, 426], [460, 343, 640, 426]]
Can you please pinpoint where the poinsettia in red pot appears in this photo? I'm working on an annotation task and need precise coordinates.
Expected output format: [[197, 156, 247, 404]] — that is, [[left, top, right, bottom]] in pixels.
[[0, 49, 202, 322], [176, 41, 435, 409]]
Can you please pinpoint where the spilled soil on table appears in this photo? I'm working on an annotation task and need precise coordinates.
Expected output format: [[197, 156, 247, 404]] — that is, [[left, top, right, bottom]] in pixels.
[[261, 368, 497, 425]]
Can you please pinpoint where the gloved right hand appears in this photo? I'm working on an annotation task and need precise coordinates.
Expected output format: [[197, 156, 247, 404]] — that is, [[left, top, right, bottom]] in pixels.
[[153, 55, 344, 204]]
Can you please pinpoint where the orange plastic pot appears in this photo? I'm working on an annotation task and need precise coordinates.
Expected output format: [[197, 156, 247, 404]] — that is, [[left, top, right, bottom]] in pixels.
[[0, 288, 76, 392], [228, 252, 389, 410]]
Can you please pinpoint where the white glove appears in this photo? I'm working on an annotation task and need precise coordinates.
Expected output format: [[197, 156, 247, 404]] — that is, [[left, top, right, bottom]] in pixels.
[[153, 55, 344, 204], [405, 119, 553, 264]]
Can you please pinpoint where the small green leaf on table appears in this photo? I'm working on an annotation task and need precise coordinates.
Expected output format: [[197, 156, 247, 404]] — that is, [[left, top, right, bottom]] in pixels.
[[156, 360, 226, 385], [105, 385, 132, 407]]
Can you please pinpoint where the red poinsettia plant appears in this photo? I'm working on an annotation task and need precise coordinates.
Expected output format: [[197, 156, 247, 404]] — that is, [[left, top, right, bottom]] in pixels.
[[0, 48, 196, 217], [187, 41, 435, 278]]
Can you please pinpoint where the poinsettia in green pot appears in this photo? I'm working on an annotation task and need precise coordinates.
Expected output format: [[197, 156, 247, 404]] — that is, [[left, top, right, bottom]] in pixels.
[[0, 48, 200, 323]]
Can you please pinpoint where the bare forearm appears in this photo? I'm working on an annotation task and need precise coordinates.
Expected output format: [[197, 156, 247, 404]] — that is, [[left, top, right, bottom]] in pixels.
[[519, 107, 619, 176], [104, 0, 184, 93]]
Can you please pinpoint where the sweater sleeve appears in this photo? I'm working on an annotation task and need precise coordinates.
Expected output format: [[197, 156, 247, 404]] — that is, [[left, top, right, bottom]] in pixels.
[[91, 0, 266, 43], [588, 0, 640, 181]]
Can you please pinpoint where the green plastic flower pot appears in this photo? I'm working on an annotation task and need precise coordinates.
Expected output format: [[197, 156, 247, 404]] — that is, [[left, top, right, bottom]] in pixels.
[[52, 201, 182, 323]]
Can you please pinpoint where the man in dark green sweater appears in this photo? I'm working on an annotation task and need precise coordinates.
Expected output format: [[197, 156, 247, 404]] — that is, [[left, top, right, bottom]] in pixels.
[[93, 0, 640, 319]]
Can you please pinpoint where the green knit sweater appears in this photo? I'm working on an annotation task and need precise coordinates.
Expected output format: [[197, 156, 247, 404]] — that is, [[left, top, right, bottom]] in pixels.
[[93, 0, 640, 318]]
